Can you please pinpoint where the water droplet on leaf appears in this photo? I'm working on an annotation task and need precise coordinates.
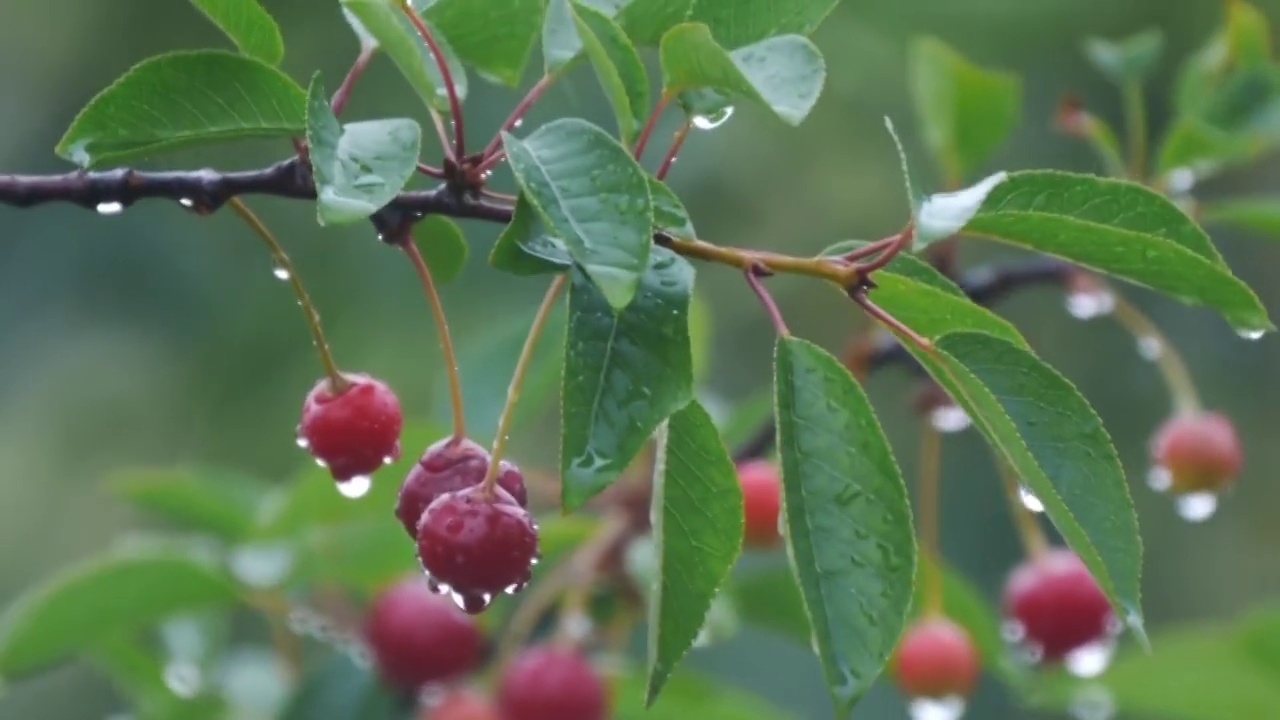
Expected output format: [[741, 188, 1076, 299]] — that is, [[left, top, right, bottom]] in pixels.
[[1018, 485, 1045, 513], [691, 106, 734, 130]]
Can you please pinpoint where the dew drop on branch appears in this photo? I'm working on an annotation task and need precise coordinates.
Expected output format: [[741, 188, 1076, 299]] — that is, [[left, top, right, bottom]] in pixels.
[[95, 201, 125, 215], [1136, 336, 1163, 360], [272, 265, 291, 281]]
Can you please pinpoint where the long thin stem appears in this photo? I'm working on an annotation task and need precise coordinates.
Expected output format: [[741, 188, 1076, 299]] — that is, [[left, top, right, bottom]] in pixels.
[[918, 420, 944, 615], [331, 47, 376, 116], [482, 74, 557, 161], [633, 91, 675, 160], [417, 162, 447, 179], [482, 275, 569, 493], [403, 239, 467, 440], [998, 460, 1049, 559], [851, 290, 935, 355], [656, 121, 692, 181], [399, 1, 466, 158], [227, 198, 347, 392], [855, 223, 915, 275], [745, 266, 791, 337], [658, 234, 852, 284], [1110, 293, 1202, 414], [1122, 82, 1148, 181]]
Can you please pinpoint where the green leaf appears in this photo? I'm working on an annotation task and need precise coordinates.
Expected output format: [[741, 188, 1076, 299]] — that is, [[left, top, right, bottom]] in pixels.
[[503, 119, 654, 309], [650, 176, 697, 238], [1176, 1, 1272, 115], [660, 24, 825, 126], [188, 0, 284, 64], [617, 0, 693, 46], [929, 331, 1145, 640], [340, 0, 467, 114], [1082, 29, 1165, 86], [871, 263, 1024, 345], [424, 0, 542, 86], [281, 652, 402, 720], [687, 0, 839, 51], [55, 50, 306, 168], [646, 401, 743, 704], [489, 194, 573, 275], [543, 0, 583, 73], [773, 336, 916, 716], [414, 216, 469, 283], [292, 520, 414, 594], [909, 36, 1022, 183], [1204, 197, 1280, 237], [0, 552, 238, 677], [963, 170, 1273, 335], [688, 291, 712, 383], [914, 171, 1009, 249], [575, 3, 651, 147], [1157, 117, 1260, 175], [561, 248, 695, 509], [305, 77, 421, 226], [615, 667, 796, 720], [109, 468, 265, 543], [88, 635, 227, 719]]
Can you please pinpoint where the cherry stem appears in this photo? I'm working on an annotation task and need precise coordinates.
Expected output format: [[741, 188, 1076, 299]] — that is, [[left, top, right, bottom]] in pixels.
[[998, 459, 1050, 559], [480, 188, 517, 204], [402, 239, 467, 440], [1109, 291, 1202, 415], [745, 265, 791, 337], [839, 236, 897, 264], [482, 274, 569, 494], [428, 108, 454, 163], [918, 419, 945, 616], [633, 91, 676, 160], [331, 46, 376, 117], [850, 290, 935, 355], [226, 198, 347, 393], [417, 162, 447, 179], [1122, 81, 1148, 181], [655, 121, 692, 181], [854, 223, 914, 275], [399, 1, 466, 158], [481, 74, 556, 162]]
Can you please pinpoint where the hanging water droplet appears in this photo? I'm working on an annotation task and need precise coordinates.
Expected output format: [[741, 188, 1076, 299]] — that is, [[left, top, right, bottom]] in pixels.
[[1018, 485, 1045, 513], [561, 610, 594, 642], [929, 404, 972, 434], [1146, 466, 1172, 493], [1065, 289, 1116, 320], [272, 265, 291, 281], [336, 475, 372, 499], [1236, 327, 1267, 341], [691, 106, 735, 130], [512, 117, 525, 129], [1165, 167, 1197, 196], [1064, 639, 1116, 678], [1136, 336, 1163, 360], [1175, 491, 1218, 522], [908, 696, 966, 720], [1070, 684, 1117, 720], [314, 457, 329, 469], [178, 197, 196, 209], [162, 660, 203, 699], [503, 582, 527, 595], [95, 201, 125, 215], [295, 436, 310, 449], [1000, 619, 1026, 643]]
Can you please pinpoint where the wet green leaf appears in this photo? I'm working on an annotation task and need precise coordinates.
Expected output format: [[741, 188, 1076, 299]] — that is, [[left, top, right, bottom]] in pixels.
[[489, 194, 573, 276], [575, 3, 650, 147], [650, 176, 697, 239], [188, 0, 283, 64], [686, 0, 840, 51], [424, 0, 542, 86], [340, 0, 467, 113]]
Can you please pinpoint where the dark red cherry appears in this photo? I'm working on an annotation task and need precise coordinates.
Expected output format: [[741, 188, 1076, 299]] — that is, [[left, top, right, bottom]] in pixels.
[[1151, 411, 1243, 494], [298, 373, 403, 481], [395, 437, 528, 538], [497, 645, 607, 720], [364, 577, 483, 690], [1002, 548, 1115, 662], [893, 617, 981, 699]]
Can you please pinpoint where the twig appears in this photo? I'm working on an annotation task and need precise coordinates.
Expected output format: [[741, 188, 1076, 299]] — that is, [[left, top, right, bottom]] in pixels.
[[331, 47, 376, 117]]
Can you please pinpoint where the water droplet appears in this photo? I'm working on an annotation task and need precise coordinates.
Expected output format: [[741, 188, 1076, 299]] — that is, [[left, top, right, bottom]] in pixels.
[[314, 457, 329, 469], [382, 455, 395, 465], [1236, 327, 1267, 341], [908, 696, 966, 720], [1064, 639, 1116, 678], [336, 475, 372, 499], [561, 610, 593, 642], [272, 266, 291, 281], [178, 197, 196, 208], [1065, 289, 1115, 320], [1165, 167, 1197, 195], [1136, 336, 1163, 360], [929, 405, 972, 434], [95, 201, 125, 215], [1018, 485, 1045, 513], [1175, 491, 1218, 522], [228, 542, 295, 589], [512, 117, 525, 129], [1146, 466, 1172, 493], [162, 660, 202, 699], [1000, 619, 1026, 643], [295, 436, 310, 449], [691, 106, 735, 130], [503, 582, 527, 595], [1070, 684, 1117, 720]]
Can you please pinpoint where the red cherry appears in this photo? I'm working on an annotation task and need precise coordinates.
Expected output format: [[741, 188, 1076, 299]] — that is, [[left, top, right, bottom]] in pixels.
[[298, 373, 403, 481], [737, 460, 782, 548], [416, 485, 539, 613], [893, 617, 981, 699], [396, 437, 529, 538], [1151, 411, 1243, 494], [1002, 549, 1115, 662], [423, 689, 497, 720], [365, 577, 483, 691], [497, 645, 607, 720]]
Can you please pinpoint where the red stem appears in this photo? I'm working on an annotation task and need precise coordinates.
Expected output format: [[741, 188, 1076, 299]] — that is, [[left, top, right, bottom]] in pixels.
[[856, 224, 915, 275], [331, 47, 376, 117], [633, 92, 675, 161], [656, 122, 692, 181], [399, 2, 466, 158], [417, 163, 447, 179], [482, 75, 556, 161], [851, 290, 934, 354], [745, 266, 791, 337]]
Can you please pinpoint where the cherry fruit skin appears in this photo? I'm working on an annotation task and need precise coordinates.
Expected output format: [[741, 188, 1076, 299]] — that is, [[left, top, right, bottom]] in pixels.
[[497, 645, 607, 720], [1151, 411, 1243, 494], [893, 617, 981, 699], [416, 485, 539, 612], [737, 460, 782, 548], [1002, 548, 1114, 662], [424, 690, 497, 720], [365, 578, 483, 690], [298, 373, 403, 481], [396, 437, 529, 538]]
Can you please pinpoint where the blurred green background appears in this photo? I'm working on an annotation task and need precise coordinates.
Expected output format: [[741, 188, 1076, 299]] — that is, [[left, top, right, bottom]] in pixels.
[[2, 1, 1280, 718]]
